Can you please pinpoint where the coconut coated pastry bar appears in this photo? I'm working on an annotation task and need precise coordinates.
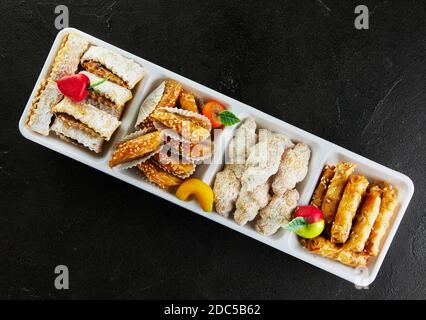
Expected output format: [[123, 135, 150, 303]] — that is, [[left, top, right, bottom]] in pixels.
[[52, 98, 121, 141], [80, 71, 133, 119], [51, 114, 105, 154], [81, 46, 145, 90], [50, 33, 90, 81], [26, 80, 63, 136]]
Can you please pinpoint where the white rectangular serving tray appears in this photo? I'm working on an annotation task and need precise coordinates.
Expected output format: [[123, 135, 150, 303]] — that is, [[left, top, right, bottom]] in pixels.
[[19, 28, 415, 286]]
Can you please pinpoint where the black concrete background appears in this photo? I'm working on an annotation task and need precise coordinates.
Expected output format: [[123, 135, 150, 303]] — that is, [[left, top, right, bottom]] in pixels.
[[0, 0, 425, 300]]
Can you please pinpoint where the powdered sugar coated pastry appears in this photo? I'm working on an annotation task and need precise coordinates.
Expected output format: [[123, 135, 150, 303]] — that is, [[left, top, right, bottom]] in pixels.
[[256, 190, 300, 236], [81, 46, 145, 89], [213, 166, 242, 217], [226, 117, 257, 178], [272, 143, 311, 196], [234, 181, 271, 226], [242, 131, 294, 192]]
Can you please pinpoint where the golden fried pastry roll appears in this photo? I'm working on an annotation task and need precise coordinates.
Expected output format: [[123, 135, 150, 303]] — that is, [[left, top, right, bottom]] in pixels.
[[322, 162, 357, 224], [138, 161, 183, 189], [109, 131, 163, 168], [331, 175, 369, 244], [311, 165, 336, 208], [152, 154, 196, 180], [344, 185, 383, 252], [179, 91, 199, 113], [301, 237, 369, 267], [151, 109, 211, 144], [80, 71, 132, 119], [365, 183, 399, 256], [50, 34, 89, 81], [81, 46, 145, 89], [136, 80, 183, 129]]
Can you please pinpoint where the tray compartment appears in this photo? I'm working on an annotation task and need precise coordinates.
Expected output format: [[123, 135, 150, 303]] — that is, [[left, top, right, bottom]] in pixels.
[[285, 148, 414, 285], [18, 28, 415, 286]]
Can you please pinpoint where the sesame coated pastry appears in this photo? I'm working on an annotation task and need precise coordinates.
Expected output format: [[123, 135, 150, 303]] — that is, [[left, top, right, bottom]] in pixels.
[[109, 131, 163, 168], [136, 80, 183, 129], [179, 90, 199, 113], [311, 165, 337, 208], [152, 154, 196, 180], [256, 189, 300, 236], [151, 109, 211, 144], [322, 162, 357, 224], [137, 161, 183, 189], [331, 174, 369, 244], [365, 183, 399, 256], [272, 143, 311, 196]]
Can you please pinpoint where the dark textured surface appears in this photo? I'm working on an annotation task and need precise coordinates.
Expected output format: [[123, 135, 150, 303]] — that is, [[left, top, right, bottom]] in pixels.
[[0, 0, 425, 299]]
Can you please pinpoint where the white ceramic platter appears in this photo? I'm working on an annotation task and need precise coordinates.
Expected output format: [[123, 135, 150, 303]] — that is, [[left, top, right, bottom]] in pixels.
[[19, 28, 415, 286]]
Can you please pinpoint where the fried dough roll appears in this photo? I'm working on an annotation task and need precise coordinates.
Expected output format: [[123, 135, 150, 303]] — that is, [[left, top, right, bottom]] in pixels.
[[311, 165, 336, 208], [138, 161, 183, 189], [331, 175, 369, 244], [322, 162, 357, 224], [109, 131, 163, 168], [344, 185, 383, 252], [151, 110, 211, 144], [365, 183, 399, 256], [301, 237, 369, 267]]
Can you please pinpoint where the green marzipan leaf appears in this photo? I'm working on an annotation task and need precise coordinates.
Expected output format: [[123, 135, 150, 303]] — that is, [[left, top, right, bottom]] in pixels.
[[219, 111, 241, 127], [88, 79, 108, 90], [282, 217, 307, 232]]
